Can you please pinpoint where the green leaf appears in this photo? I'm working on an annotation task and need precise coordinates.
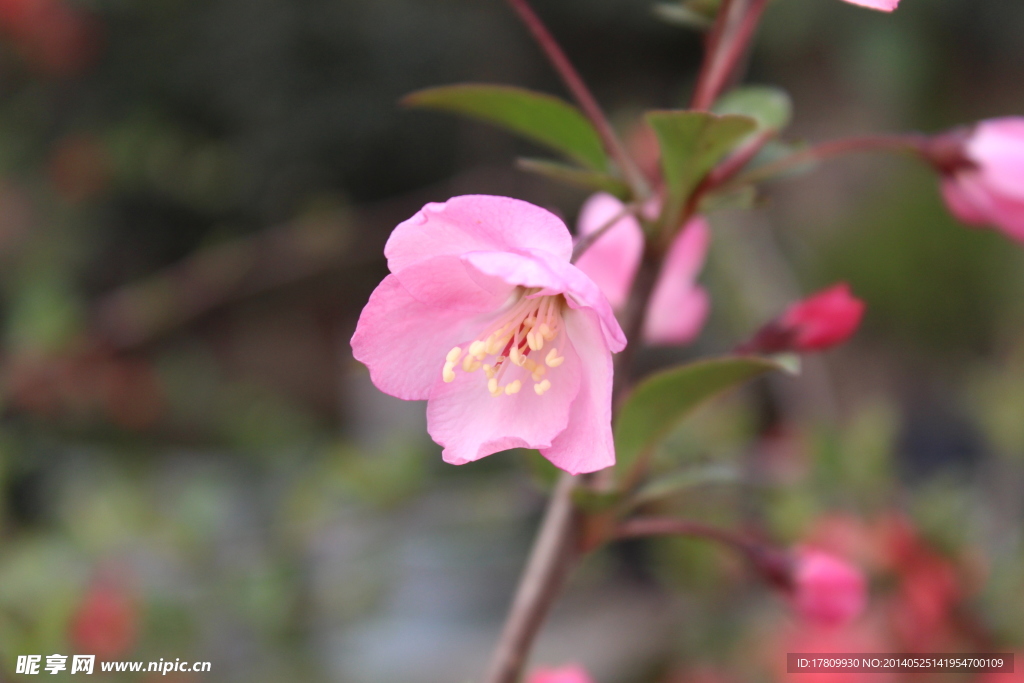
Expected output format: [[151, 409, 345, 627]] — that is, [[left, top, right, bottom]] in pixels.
[[614, 356, 782, 477], [652, 3, 714, 30], [404, 84, 610, 171], [713, 86, 793, 133], [628, 463, 743, 509], [698, 185, 757, 213], [517, 158, 631, 199], [645, 110, 757, 224]]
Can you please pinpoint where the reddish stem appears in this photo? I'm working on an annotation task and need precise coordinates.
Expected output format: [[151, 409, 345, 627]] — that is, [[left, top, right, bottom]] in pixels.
[[612, 517, 794, 590], [504, 0, 649, 197], [727, 133, 929, 188], [482, 473, 581, 683]]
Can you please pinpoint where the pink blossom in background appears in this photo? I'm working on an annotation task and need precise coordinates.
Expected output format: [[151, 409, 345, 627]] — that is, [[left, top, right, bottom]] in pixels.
[[791, 548, 868, 627], [528, 665, 595, 683], [574, 192, 710, 346], [939, 118, 1024, 243], [743, 283, 865, 354], [351, 195, 626, 475], [840, 0, 899, 11]]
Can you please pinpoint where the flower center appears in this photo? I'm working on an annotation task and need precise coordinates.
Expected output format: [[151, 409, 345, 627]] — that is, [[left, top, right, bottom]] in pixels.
[[442, 289, 566, 397]]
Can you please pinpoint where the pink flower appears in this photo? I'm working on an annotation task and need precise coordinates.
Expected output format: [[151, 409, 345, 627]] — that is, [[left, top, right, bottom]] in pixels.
[[840, 0, 899, 11], [792, 548, 868, 627], [528, 665, 595, 683], [351, 195, 626, 474], [938, 118, 1024, 243], [574, 193, 710, 346], [742, 283, 865, 354]]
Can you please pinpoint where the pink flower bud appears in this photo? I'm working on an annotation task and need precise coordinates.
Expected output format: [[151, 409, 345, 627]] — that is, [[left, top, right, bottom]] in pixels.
[[741, 283, 865, 354], [792, 548, 868, 627], [936, 118, 1024, 243], [528, 665, 595, 683]]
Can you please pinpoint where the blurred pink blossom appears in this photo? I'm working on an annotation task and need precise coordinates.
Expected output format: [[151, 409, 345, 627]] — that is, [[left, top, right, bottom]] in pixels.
[[528, 665, 595, 683], [575, 192, 710, 346], [792, 548, 868, 627], [351, 195, 626, 474], [940, 118, 1024, 243], [840, 0, 899, 11]]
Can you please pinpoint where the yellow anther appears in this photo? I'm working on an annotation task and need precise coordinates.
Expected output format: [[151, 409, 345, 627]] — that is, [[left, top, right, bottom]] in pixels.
[[483, 364, 495, 379], [539, 323, 555, 340], [523, 358, 538, 372], [534, 379, 552, 395], [505, 380, 522, 395], [443, 362, 457, 383], [527, 331, 544, 351], [469, 340, 487, 359], [545, 348, 564, 367], [486, 335, 506, 356], [532, 366, 546, 382], [488, 378, 500, 395], [510, 346, 525, 366], [446, 347, 463, 364], [463, 356, 481, 372]]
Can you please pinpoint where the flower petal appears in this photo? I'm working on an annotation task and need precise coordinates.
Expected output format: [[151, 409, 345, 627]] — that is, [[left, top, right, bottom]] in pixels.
[[951, 172, 1024, 243], [941, 177, 988, 226], [969, 117, 1024, 202], [391, 254, 514, 312], [351, 275, 500, 400], [840, 0, 898, 10], [573, 193, 644, 310], [426, 326, 582, 465], [643, 218, 711, 346], [385, 195, 574, 275], [541, 308, 615, 474], [462, 248, 627, 352]]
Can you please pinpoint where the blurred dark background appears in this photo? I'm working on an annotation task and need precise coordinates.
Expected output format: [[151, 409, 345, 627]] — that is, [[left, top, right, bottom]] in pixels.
[[0, 0, 1023, 681]]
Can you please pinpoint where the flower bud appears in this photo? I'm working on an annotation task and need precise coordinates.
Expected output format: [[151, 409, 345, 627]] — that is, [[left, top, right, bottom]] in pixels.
[[740, 283, 865, 354], [932, 118, 1024, 243], [791, 548, 868, 627]]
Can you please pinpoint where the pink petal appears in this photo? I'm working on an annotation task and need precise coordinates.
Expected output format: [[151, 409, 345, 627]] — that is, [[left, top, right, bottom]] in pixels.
[[969, 118, 1024, 202], [643, 218, 711, 346], [385, 195, 573, 275], [351, 275, 501, 400], [951, 172, 1024, 243], [462, 249, 627, 352], [839, 0, 899, 10], [390, 254, 513, 312], [529, 665, 595, 683], [792, 548, 868, 627], [941, 176, 989, 226], [541, 308, 616, 474], [425, 325, 582, 465], [573, 193, 644, 310]]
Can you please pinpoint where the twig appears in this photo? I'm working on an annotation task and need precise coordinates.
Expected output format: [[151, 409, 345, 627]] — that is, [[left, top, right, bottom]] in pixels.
[[504, 0, 650, 199], [570, 203, 639, 263], [483, 472, 581, 683], [725, 133, 929, 189]]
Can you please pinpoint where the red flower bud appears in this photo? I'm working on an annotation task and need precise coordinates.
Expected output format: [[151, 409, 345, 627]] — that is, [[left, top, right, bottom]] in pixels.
[[742, 283, 865, 354]]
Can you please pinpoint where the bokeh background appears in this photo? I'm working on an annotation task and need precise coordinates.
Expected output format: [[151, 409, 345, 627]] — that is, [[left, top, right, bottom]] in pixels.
[[0, 0, 1023, 681]]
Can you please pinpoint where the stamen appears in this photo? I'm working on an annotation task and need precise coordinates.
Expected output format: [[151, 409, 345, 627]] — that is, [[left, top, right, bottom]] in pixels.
[[444, 290, 567, 397]]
